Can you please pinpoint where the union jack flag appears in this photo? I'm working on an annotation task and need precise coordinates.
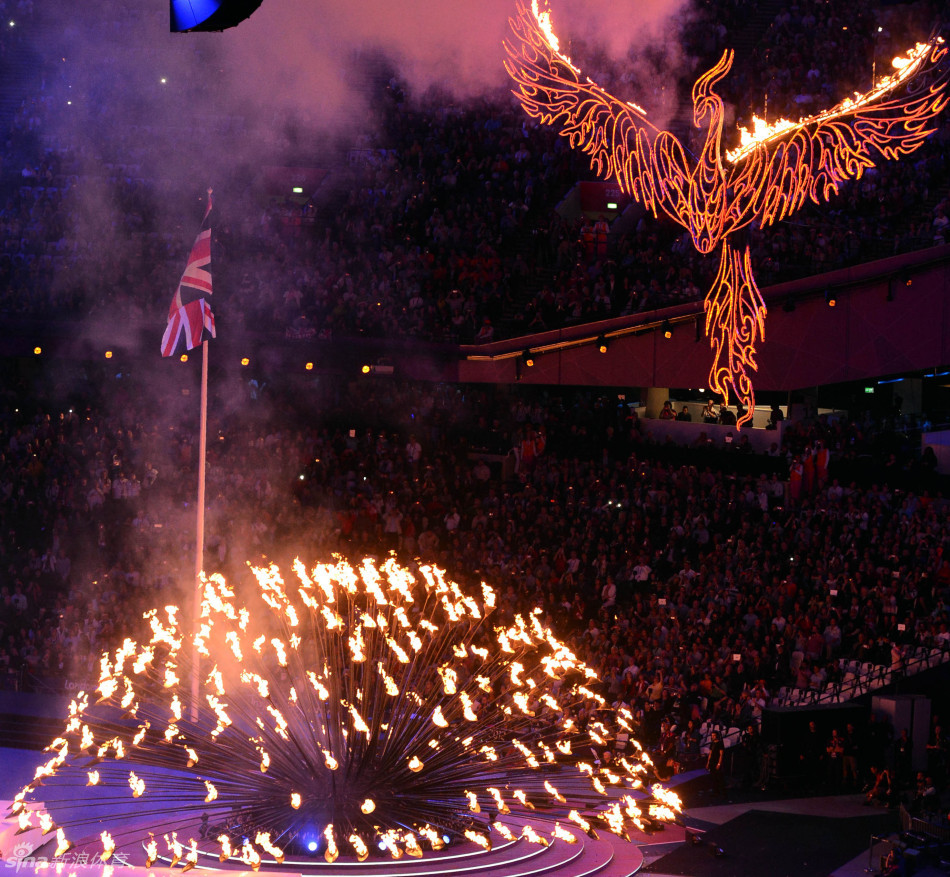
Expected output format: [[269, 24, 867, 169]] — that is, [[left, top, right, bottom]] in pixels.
[[161, 189, 216, 357]]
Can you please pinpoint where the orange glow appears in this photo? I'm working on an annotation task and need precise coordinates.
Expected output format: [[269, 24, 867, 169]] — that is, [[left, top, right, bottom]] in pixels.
[[506, 1, 949, 427], [17, 557, 681, 861], [726, 40, 941, 164]]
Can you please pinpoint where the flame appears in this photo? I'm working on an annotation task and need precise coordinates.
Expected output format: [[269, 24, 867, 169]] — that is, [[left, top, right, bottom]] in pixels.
[[464, 830, 491, 850], [568, 810, 590, 831], [241, 839, 261, 871], [255, 832, 284, 863], [348, 833, 369, 861], [382, 833, 405, 859], [622, 795, 644, 830], [521, 825, 549, 846], [727, 38, 943, 163], [651, 783, 682, 811], [460, 692, 478, 721], [324, 825, 339, 863], [182, 838, 199, 872], [650, 804, 677, 820], [54, 828, 71, 858], [100, 831, 115, 861], [494, 821, 516, 841], [128, 772, 145, 797], [437, 666, 457, 694], [164, 831, 184, 868], [513, 789, 534, 809], [421, 826, 444, 850]]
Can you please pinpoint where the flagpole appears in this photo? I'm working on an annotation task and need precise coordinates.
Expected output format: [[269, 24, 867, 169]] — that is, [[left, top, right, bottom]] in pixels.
[[163, 186, 214, 722], [191, 336, 209, 718], [191, 186, 213, 721]]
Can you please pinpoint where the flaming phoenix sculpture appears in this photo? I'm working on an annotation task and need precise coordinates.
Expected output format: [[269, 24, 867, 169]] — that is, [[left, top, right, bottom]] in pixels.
[[9, 558, 678, 866], [506, 1, 949, 426]]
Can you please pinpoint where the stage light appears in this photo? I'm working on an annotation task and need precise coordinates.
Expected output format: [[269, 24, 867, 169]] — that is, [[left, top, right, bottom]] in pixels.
[[241, 357, 250, 366], [105, 351, 113, 359], [180, 354, 188, 363], [170, 0, 265, 32], [292, 187, 304, 194], [661, 321, 672, 339], [305, 362, 313, 371], [33, 346, 41, 355], [522, 349, 535, 367], [361, 364, 371, 374], [307, 841, 318, 853], [824, 290, 836, 307], [901, 271, 912, 287], [596, 335, 609, 354]]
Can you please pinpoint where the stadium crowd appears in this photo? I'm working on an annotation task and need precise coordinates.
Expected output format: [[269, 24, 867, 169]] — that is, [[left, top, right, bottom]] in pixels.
[[0, 369, 948, 803]]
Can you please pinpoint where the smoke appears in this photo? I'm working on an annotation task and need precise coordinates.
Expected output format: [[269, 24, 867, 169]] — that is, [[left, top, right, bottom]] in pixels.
[[39, 0, 694, 155], [27, 0, 697, 319], [225, 0, 695, 108]]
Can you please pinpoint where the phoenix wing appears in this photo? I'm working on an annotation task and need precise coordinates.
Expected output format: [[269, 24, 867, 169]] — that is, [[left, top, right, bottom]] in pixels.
[[504, 0, 693, 231], [729, 39, 949, 226]]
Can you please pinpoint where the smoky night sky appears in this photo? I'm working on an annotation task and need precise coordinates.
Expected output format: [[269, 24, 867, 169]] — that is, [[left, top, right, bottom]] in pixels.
[[35, 0, 691, 194]]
